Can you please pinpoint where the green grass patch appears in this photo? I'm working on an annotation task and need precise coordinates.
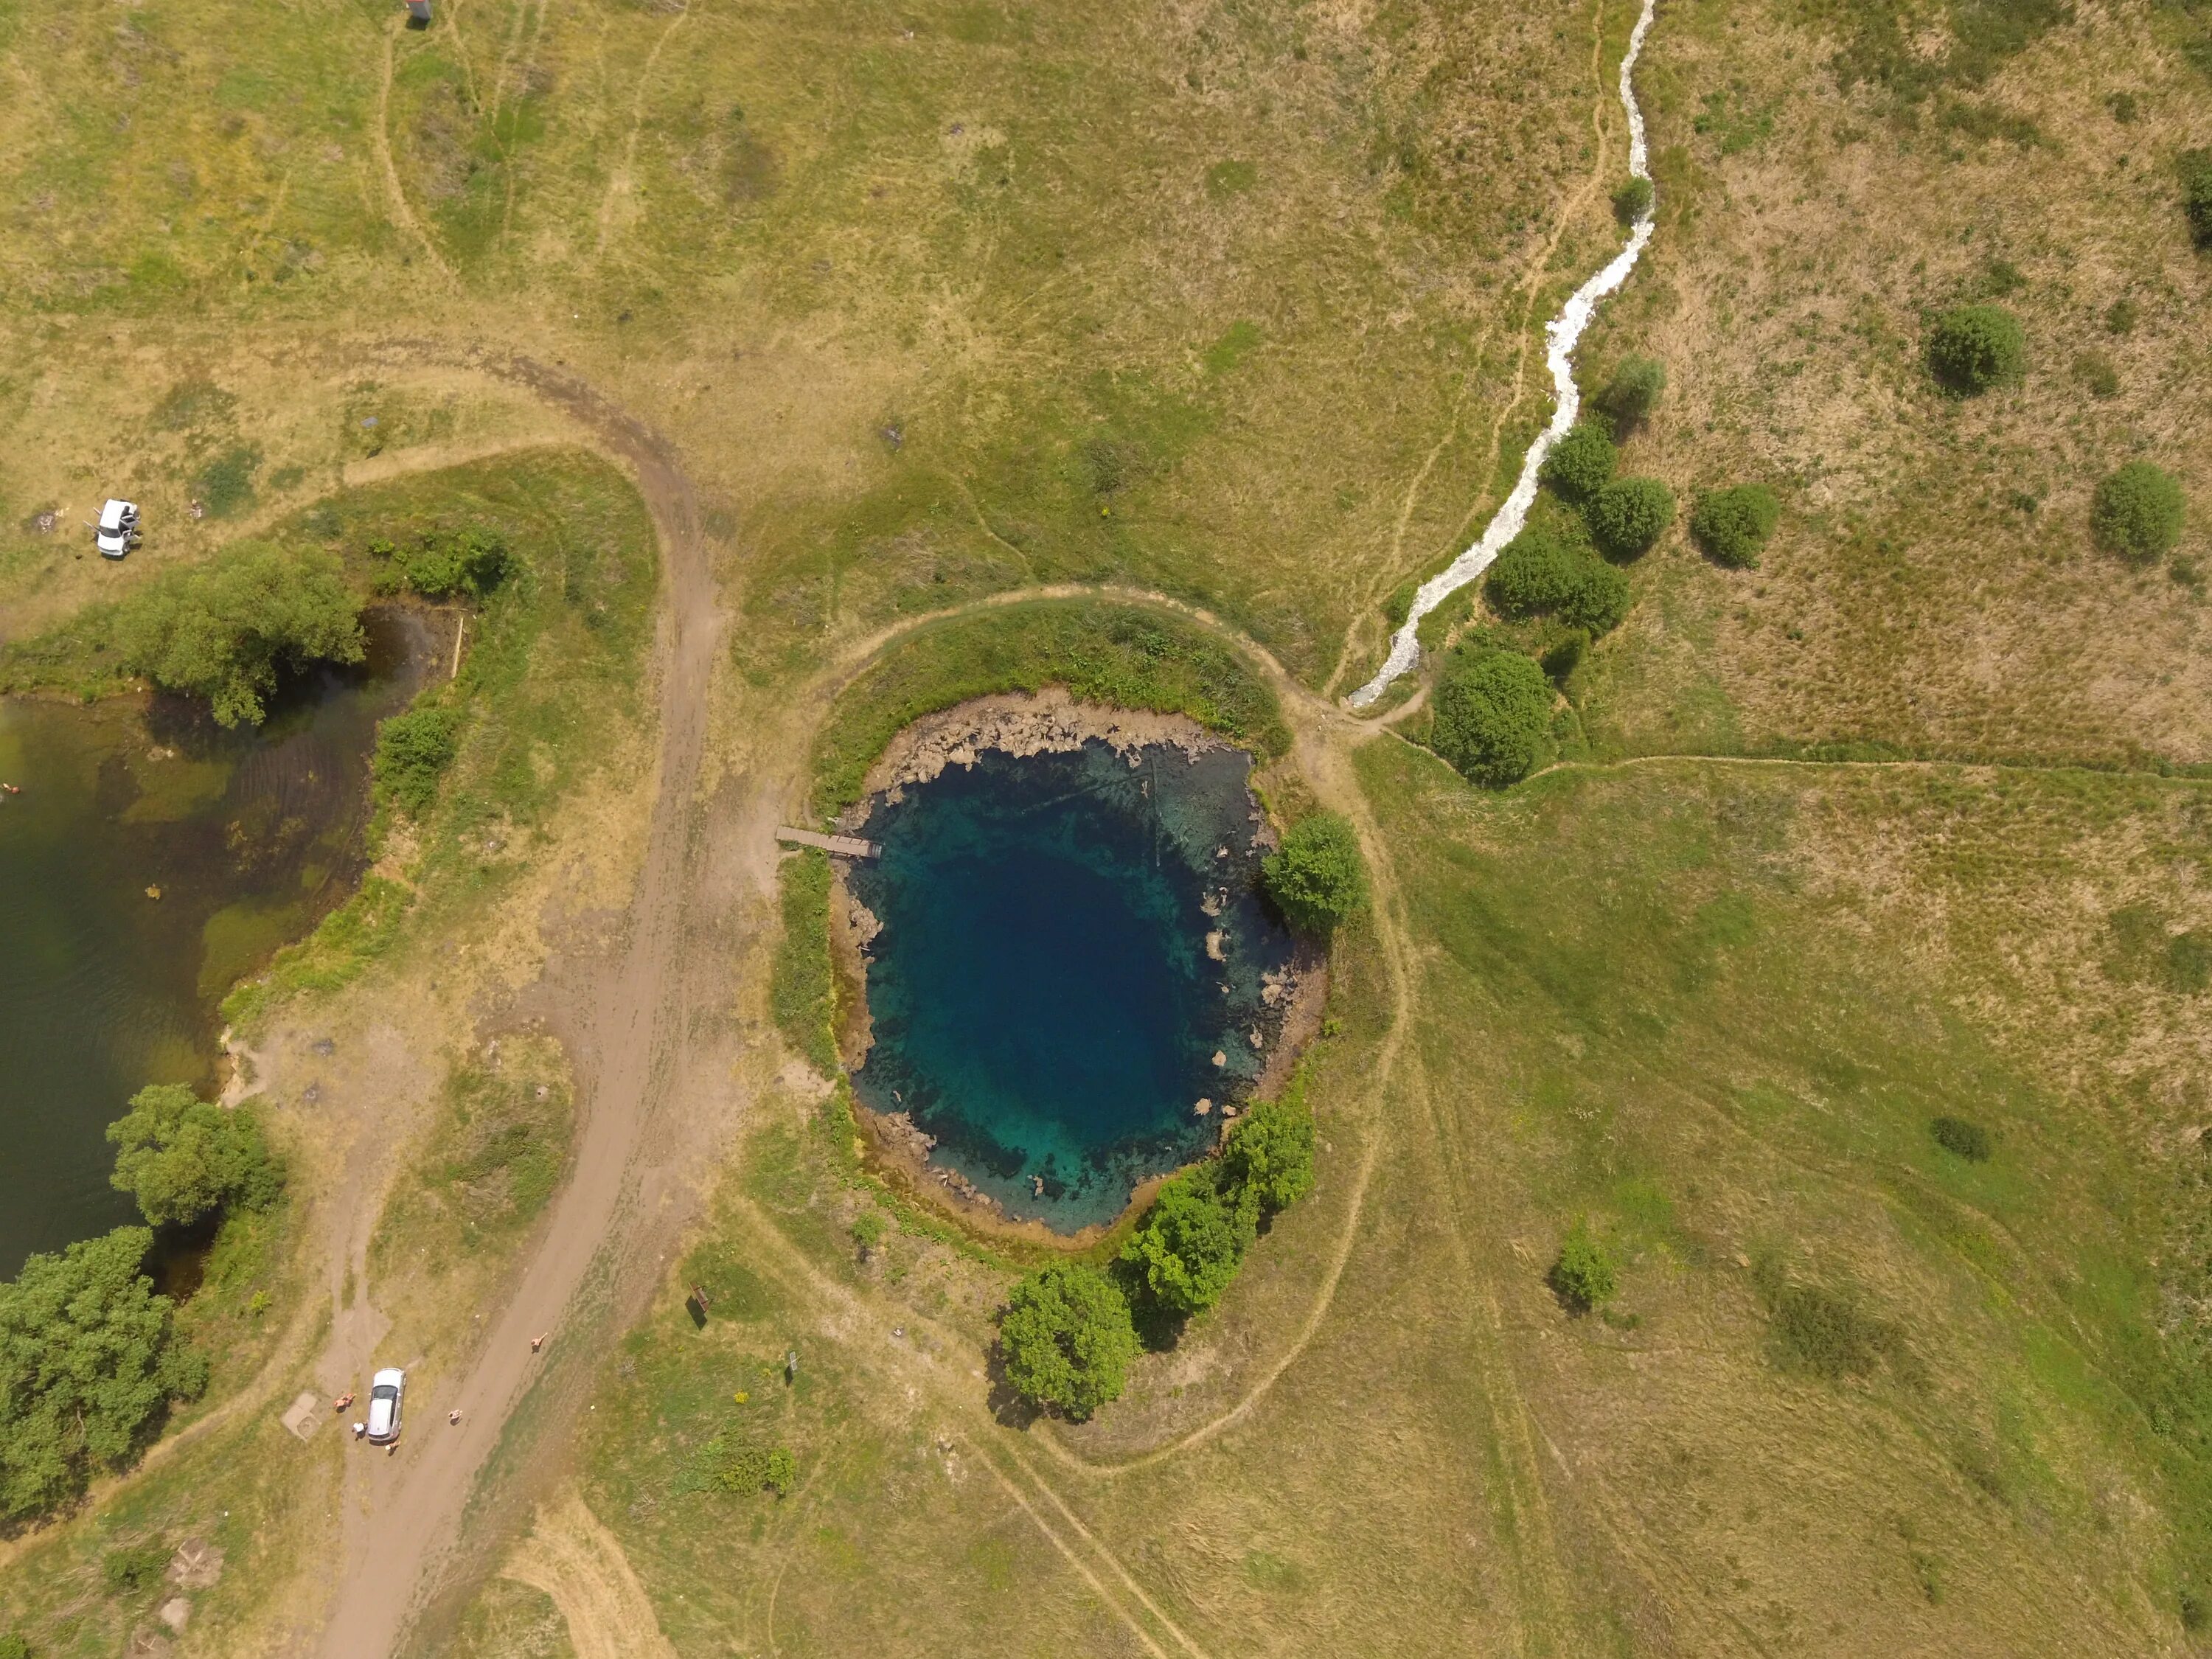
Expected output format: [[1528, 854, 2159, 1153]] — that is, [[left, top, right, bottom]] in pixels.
[[809, 598, 1287, 815]]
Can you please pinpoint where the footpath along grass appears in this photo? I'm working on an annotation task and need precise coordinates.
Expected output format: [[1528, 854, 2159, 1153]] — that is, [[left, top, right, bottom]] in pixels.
[[1358, 737, 2212, 1649]]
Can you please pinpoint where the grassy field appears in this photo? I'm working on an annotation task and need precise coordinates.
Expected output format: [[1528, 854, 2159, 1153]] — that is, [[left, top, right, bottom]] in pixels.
[[4, 0, 2211, 1651]]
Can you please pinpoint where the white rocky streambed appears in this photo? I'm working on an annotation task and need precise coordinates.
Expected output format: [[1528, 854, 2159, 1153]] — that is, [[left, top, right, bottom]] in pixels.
[[1349, 0, 1660, 709]]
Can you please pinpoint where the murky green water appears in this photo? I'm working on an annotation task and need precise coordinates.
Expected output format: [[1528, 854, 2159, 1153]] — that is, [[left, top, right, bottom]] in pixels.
[[0, 611, 433, 1277]]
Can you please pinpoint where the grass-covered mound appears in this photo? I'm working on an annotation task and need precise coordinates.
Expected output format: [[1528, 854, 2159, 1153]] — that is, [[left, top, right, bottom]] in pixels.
[[810, 598, 1288, 815]]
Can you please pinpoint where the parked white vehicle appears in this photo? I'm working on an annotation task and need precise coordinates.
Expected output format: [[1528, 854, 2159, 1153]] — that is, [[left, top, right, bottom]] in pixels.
[[94, 499, 139, 559], [365, 1368, 406, 1444]]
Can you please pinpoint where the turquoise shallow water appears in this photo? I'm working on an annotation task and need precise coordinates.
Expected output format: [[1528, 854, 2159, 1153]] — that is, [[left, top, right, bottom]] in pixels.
[[849, 740, 1295, 1233], [0, 611, 430, 1278]]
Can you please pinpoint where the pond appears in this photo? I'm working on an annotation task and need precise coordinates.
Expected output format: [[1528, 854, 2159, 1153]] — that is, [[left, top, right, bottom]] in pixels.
[[846, 736, 1298, 1234], [0, 610, 436, 1279]]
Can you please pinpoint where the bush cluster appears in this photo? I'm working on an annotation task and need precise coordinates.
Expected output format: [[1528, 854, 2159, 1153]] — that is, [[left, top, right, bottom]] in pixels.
[[2090, 461, 2186, 565], [1262, 813, 1369, 938], [1485, 529, 1630, 633], [1689, 484, 1782, 569], [2185, 150, 2212, 247], [1431, 645, 1554, 788], [1548, 1221, 1618, 1312], [998, 1086, 1321, 1419], [1539, 425, 1617, 502], [372, 703, 465, 818], [1927, 304, 2025, 394], [114, 543, 364, 727], [1612, 175, 1654, 224], [1587, 477, 1677, 560], [368, 527, 513, 600], [1930, 1115, 1992, 1162], [1597, 356, 1666, 428]]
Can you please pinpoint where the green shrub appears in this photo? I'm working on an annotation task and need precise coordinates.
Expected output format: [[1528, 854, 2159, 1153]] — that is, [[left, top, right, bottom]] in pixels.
[[700, 1429, 796, 1496], [1549, 1220, 1617, 1311], [102, 1543, 168, 1596], [107, 1085, 282, 1228], [1770, 1282, 1892, 1380], [2090, 461, 2186, 564], [1596, 355, 1666, 427], [2105, 296, 2138, 335], [1432, 647, 1553, 788], [1689, 484, 1782, 569], [1382, 579, 1416, 629], [192, 446, 260, 519], [0, 1227, 207, 1523], [1485, 529, 1630, 634], [1612, 175, 1654, 223], [372, 703, 465, 817], [2073, 350, 2120, 399], [1121, 1168, 1257, 1316], [851, 1211, 888, 1258], [0, 1629, 29, 1659], [369, 527, 513, 599], [2185, 150, 2212, 247], [1539, 629, 1587, 684], [1219, 1084, 1318, 1213], [998, 1264, 1140, 1419], [1262, 813, 1368, 936], [1927, 304, 2025, 394], [1587, 477, 1675, 560], [114, 543, 364, 726], [1930, 1115, 1992, 1162], [1539, 425, 1617, 502]]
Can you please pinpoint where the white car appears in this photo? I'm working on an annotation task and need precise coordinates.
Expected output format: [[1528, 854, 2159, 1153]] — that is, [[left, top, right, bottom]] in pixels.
[[95, 499, 139, 559], [365, 1368, 406, 1444]]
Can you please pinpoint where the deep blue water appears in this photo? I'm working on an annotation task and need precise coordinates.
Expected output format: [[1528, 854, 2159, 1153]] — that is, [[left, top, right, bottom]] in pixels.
[[849, 740, 1295, 1232]]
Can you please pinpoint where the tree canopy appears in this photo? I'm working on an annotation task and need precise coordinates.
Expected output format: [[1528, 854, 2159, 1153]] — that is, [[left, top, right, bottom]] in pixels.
[[2090, 461, 2186, 566], [115, 543, 364, 726], [1121, 1169, 1257, 1316], [1586, 477, 1676, 560], [1262, 813, 1368, 936], [1485, 529, 1631, 634], [1927, 304, 2025, 394], [0, 1227, 206, 1523], [1432, 647, 1554, 788], [1689, 484, 1782, 569], [1538, 425, 1618, 503], [998, 1264, 1140, 1419], [107, 1084, 282, 1228], [1548, 1220, 1618, 1312], [1596, 355, 1666, 427], [1220, 1087, 1317, 1214]]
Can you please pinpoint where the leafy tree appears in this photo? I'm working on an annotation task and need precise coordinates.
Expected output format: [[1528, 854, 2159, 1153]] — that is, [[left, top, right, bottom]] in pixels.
[[1930, 1116, 1992, 1162], [998, 1264, 1141, 1419], [1486, 529, 1632, 634], [850, 1211, 888, 1260], [1548, 1220, 1617, 1312], [1121, 1169, 1257, 1316], [2090, 461, 2186, 565], [1539, 425, 1618, 502], [1596, 355, 1666, 427], [1432, 647, 1553, 788], [1612, 175, 1654, 224], [1219, 1087, 1317, 1214], [114, 543, 364, 727], [1587, 477, 1676, 560], [1689, 483, 1782, 569], [1262, 813, 1368, 936], [106, 1084, 282, 1228], [1927, 304, 2025, 394], [369, 528, 514, 600], [372, 703, 465, 817], [0, 1227, 207, 1523]]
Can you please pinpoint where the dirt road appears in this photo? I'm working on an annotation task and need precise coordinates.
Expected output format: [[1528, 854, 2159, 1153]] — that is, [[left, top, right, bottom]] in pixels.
[[313, 361, 725, 1659]]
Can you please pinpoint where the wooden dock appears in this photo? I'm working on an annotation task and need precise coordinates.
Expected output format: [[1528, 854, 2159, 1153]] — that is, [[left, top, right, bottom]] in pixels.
[[775, 826, 880, 860]]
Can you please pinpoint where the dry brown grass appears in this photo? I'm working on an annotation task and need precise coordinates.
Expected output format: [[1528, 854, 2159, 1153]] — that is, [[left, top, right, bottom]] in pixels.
[[1575, 0, 2212, 765]]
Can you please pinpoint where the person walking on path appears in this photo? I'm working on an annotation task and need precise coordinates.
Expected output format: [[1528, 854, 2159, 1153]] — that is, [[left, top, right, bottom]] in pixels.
[[352, 1422, 366, 1440], [531, 1333, 546, 1353], [448, 1408, 462, 1425]]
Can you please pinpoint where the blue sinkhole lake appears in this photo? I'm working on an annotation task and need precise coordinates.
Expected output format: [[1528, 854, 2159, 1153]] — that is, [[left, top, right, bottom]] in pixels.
[[847, 738, 1297, 1232]]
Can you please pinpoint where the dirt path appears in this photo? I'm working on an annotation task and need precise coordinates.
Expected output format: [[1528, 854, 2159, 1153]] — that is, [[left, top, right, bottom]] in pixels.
[[313, 360, 724, 1659]]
